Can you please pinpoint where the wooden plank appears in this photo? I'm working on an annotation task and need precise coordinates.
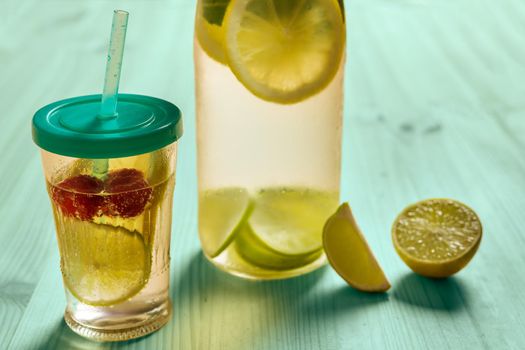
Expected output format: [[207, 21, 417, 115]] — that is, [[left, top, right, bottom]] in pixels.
[[0, 1, 197, 347], [3, 0, 525, 349], [10, 110, 525, 350]]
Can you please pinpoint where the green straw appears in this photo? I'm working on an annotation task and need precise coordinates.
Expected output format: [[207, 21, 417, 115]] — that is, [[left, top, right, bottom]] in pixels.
[[94, 10, 129, 178], [99, 10, 129, 118]]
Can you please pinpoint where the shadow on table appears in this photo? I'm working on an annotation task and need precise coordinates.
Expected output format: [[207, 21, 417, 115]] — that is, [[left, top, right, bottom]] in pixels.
[[37, 320, 107, 350], [299, 283, 389, 317], [37, 319, 160, 349], [392, 273, 467, 311], [38, 252, 389, 349], [167, 252, 389, 350]]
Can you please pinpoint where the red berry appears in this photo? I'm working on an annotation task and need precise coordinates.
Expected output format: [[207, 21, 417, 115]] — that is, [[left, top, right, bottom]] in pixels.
[[51, 175, 104, 220], [104, 169, 152, 218]]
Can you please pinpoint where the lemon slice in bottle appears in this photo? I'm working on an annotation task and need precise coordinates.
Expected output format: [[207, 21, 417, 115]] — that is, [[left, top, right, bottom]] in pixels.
[[392, 199, 482, 278], [323, 203, 390, 292], [199, 187, 253, 257], [234, 188, 337, 269], [223, 0, 345, 104], [196, 0, 231, 64], [59, 220, 150, 306]]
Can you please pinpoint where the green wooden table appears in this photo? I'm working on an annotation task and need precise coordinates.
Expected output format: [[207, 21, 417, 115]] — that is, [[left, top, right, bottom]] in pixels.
[[2, 0, 525, 349]]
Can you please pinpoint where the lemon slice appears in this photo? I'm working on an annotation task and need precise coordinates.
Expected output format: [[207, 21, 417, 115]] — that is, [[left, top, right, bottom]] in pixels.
[[196, 0, 231, 64], [223, 0, 345, 104], [199, 187, 252, 257], [392, 198, 482, 278], [323, 203, 390, 292], [58, 219, 150, 306], [235, 223, 322, 270]]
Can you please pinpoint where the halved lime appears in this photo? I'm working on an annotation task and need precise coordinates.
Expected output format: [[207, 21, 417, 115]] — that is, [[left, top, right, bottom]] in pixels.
[[247, 188, 338, 256], [392, 198, 482, 278], [199, 187, 252, 257], [58, 219, 150, 306]]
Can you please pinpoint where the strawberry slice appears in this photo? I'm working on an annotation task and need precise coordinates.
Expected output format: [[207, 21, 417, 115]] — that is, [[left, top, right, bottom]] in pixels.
[[51, 175, 104, 220], [104, 169, 152, 218]]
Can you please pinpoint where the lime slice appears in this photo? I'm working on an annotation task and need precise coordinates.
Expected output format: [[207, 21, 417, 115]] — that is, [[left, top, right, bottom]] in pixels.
[[223, 0, 345, 103], [235, 223, 322, 270], [58, 219, 150, 306], [196, 0, 231, 63], [199, 187, 252, 257], [92, 214, 146, 236], [202, 0, 231, 24], [246, 188, 338, 256], [392, 199, 482, 278], [323, 203, 390, 292]]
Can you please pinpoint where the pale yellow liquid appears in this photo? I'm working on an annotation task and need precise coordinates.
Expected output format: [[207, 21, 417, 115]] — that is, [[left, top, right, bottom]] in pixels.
[[199, 187, 339, 279], [48, 175, 175, 341], [195, 0, 345, 279]]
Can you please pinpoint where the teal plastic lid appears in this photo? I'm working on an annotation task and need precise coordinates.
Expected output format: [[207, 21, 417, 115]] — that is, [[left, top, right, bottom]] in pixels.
[[32, 94, 183, 159]]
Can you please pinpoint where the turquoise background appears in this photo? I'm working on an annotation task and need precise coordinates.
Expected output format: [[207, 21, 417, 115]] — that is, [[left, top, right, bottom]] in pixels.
[[1, 0, 525, 349]]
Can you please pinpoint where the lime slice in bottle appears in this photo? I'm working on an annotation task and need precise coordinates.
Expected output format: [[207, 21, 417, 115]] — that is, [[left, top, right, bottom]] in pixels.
[[59, 220, 150, 306], [196, 0, 232, 64], [235, 188, 337, 268], [223, 0, 345, 103], [199, 187, 253, 257], [249, 188, 337, 255], [235, 223, 322, 270]]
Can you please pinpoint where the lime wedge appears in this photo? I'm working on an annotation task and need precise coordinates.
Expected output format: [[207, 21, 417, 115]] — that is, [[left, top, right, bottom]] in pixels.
[[199, 187, 252, 257], [58, 219, 150, 306], [324, 203, 390, 292], [202, 0, 231, 25], [235, 223, 322, 270], [196, 0, 231, 64], [92, 214, 146, 235], [247, 188, 338, 256]]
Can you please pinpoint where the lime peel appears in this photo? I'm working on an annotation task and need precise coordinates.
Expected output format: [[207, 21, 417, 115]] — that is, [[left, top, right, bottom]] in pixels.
[[247, 188, 337, 256], [199, 188, 253, 258], [235, 223, 322, 270]]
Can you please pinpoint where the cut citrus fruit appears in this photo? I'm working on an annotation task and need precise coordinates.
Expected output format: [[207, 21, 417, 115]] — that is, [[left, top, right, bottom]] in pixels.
[[59, 220, 150, 306], [196, 0, 231, 64], [202, 0, 231, 24], [392, 198, 482, 278], [247, 188, 338, 256], [223, 0, 345, 104], [235, 223, 322, 270], [92, 214, 146, 236], [199, 187, 253, 257], [323, 203, 390, 292]]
